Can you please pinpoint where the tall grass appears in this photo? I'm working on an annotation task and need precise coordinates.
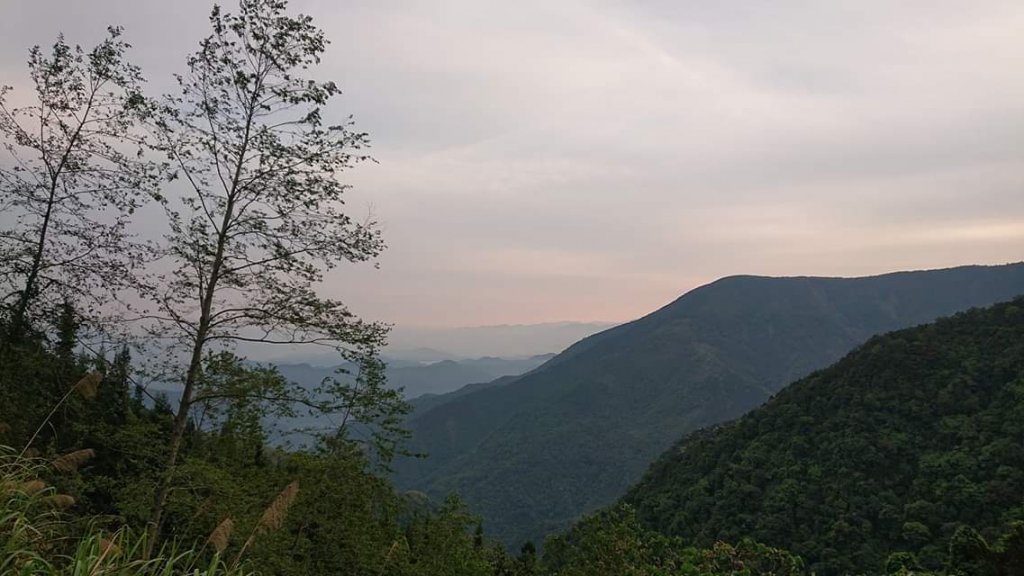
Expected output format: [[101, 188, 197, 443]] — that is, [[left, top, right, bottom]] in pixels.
[[0, 445, 257, 576]]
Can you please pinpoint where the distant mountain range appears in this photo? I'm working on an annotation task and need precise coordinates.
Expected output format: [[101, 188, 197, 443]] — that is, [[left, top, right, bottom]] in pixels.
[[145, 354, 554, 442], [386, 322, 618, 360], [624, 296, 1024, 575], [391, 263, 1024, 547], [250, 322, 616, 366], [273, 354, 555, 400]]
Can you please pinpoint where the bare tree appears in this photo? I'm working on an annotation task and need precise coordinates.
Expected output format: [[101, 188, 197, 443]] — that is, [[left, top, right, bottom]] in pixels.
[[141, 0, 395, 551], [0, 27, 155, 342]]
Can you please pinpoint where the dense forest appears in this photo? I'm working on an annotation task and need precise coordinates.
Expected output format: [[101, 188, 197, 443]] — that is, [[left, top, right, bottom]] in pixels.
[[395, 265, 1024, 546], [624, 298, 1024, 575]]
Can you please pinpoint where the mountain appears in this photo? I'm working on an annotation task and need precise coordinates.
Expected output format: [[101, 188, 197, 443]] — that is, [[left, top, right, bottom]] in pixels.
[[145, 355, 554, 431], [382, 347, 461, 363], [386, 354, 556, 398], [623, 297, 1024, 575], [408, 374, 520, 416], [385, 322, 618, 360], [250, 321, 610, 367], [392, 263, 1024, 547], [267, 354, 555, 401]]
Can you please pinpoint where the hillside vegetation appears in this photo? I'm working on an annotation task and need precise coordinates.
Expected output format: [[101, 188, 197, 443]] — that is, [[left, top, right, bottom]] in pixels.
[[395, 264, 1024, 546], [5, 286, 1024, 574], [625, 297, 1024, 574]]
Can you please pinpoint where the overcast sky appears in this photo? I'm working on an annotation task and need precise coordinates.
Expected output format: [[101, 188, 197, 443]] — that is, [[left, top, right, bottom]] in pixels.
[[3, 0, 1023, 329]]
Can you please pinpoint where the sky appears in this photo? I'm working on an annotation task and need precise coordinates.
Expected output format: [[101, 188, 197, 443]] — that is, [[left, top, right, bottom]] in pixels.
[[2, 0, 1023, 330]]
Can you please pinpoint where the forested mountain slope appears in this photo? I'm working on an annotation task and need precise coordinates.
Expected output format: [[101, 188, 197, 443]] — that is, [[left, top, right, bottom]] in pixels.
[[394, 263, 1024, 546], [625, 297, 1024, 575]]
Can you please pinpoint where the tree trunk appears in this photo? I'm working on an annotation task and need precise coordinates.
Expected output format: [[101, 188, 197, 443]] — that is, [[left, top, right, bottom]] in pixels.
[[6, 90, 94, 343], [144, 87, 258, 555]]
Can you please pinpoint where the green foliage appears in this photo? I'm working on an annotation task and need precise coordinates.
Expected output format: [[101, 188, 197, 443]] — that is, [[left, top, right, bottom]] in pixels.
[[543, 505, 662, 576], [947, 526, 993, 576], [991, 522, 1024, 576], [0, 332, 507, 576], [0, 446, 255, 575], [396, 495, 494, 576], [543, 504, 804, 576], [885, 552, 923, 574], [624, 298, 1024, 575], [697, 540, 806, 576]]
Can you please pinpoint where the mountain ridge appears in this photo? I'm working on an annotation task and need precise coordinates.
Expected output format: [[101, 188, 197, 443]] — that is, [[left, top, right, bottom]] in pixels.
[[393, 262, 1024, 547]]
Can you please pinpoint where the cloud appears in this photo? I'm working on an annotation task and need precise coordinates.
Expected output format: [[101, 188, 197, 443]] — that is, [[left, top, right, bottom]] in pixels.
[[2, 0, 1022, 328]]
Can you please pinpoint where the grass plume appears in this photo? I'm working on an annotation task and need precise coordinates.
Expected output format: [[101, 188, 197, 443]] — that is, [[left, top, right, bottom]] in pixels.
[[21, 479, 47, 495], [73, 372, 103, 400], [233, 480, 299, 567], [255, 480, 299, 535], [44, 494, 75, 508], [207, 517, 234, 554], [52, 448, 95, 473]]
